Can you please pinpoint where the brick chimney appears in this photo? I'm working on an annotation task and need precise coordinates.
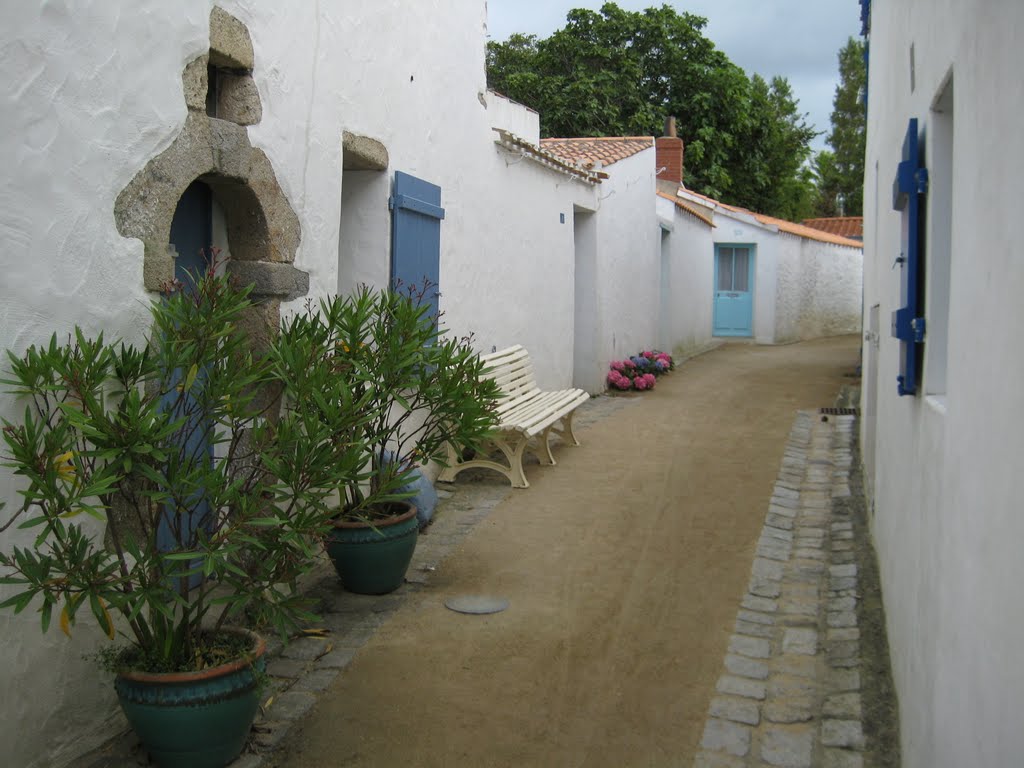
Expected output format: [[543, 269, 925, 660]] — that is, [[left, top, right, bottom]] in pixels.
[[655, 116, 684, 185]]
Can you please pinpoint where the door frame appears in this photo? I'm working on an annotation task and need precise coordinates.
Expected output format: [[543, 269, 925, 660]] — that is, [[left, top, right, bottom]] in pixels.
[[712, 242, 756, 337]]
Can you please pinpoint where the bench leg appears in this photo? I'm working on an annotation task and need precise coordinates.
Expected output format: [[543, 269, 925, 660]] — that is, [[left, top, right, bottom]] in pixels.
[[437, 442, 462, 484], [549, 409, 582, 447], [437, 435, 531, 488], [536, 428, 557, 465]]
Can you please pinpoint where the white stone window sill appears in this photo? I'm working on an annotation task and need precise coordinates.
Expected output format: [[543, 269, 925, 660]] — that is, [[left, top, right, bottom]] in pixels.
[[925, 394, 947, 415]]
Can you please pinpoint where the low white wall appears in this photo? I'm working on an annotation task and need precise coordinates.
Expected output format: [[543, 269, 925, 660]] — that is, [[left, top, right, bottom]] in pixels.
[[862, 2, 1024, 766], [484, 90, 540, 145], [773, 234, 803, 343], [775, 235, 863, 343], [796, 239, 862, 339]]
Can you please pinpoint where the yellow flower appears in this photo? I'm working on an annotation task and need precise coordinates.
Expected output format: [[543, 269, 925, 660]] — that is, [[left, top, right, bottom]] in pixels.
[[53, 451, 76, 483]]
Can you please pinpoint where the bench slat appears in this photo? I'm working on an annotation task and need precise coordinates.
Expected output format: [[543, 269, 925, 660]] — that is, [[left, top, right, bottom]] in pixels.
[[440, 345, 589, 488]]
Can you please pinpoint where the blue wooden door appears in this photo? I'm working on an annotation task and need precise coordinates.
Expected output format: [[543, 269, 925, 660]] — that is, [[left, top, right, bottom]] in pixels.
[[713, 244, 754, 336], [161, 180, 214, 568], [390, 171, 444, 316]]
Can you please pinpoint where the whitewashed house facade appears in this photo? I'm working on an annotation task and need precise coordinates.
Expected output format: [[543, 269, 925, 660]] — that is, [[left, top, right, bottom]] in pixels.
[[860, 0, 1024, 765], [0, 3, 696, 764], [0, 1, 867, 764]]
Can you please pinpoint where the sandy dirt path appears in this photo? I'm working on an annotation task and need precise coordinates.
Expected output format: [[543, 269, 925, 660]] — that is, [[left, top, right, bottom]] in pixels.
[[273, 337, 859, 768]]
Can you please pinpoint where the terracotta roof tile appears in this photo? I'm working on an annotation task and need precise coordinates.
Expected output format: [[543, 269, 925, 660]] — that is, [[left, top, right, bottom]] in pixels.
[[801, 216, 864, 240], [677, 189, 862, 248], [493, 129, 605, 184], [540, 137, 654, 169], [656, 191, 715, 228]]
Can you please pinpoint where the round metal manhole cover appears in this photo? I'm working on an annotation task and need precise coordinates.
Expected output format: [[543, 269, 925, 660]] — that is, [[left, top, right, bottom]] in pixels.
[[444, 595, 510, 615]]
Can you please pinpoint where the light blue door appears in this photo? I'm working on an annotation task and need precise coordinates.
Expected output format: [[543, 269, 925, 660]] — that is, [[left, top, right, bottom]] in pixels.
[[713, 244, 755, 336]]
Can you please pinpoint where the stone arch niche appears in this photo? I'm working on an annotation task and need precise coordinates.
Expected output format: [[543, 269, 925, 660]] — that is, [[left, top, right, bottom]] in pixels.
[[115, 6, 307, 345]]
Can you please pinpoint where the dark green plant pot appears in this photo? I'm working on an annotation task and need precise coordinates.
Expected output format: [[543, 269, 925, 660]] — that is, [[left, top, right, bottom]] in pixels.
[[114, 628, 266, 768], [326, 503, 419, 594]]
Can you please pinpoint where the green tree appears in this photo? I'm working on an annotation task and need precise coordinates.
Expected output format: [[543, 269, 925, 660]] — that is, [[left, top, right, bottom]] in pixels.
[[486, 2, 818, 219], [816, 37, 866, 215], [729, 75, 818, 220], [812, 150, 843, 217]]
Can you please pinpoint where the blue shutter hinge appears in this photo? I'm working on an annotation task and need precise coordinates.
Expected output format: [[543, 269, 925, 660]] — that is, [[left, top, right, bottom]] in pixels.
[[892, 307, 926, 344], [911, 316, 926, 342], [388, 195, 396, 211], [915, 167, 929, 195]]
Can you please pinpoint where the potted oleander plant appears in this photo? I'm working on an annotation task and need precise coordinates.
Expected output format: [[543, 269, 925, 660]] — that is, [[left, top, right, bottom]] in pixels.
[[284, 284, 500, 594], [0, 262, 379, 767]]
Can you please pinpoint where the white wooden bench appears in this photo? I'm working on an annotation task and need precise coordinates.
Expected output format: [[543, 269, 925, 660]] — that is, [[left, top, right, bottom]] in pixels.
[[438, 345, 590, 488]]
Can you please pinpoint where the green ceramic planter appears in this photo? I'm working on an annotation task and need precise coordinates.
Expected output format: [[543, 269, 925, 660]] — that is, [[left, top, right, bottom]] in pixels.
[[326, 503, 419, 594], [114, 628, 266, 768]]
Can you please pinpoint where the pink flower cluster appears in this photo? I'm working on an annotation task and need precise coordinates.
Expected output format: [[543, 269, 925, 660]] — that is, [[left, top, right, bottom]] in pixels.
[[607, 369, 633, 390], [633, 373, 657, 390], [607, 349, 674, 392]]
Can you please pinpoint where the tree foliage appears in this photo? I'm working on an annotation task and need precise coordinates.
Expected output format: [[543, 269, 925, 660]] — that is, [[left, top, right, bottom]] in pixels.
[[486, 2, 818, 220], [814, 37, 866, 216]]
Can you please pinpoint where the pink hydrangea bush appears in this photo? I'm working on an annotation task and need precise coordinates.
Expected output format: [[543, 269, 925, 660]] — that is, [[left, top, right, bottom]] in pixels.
[[606, 349, 674, 392]]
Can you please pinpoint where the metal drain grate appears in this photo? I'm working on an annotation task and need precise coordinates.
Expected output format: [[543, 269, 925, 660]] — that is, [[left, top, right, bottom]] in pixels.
[[819, 407, 859, 416]]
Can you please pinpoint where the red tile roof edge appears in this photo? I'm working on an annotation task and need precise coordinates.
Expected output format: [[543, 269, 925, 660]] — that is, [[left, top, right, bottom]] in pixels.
[[800, 216, 864, 239], [676, 189, 862, 248], [656, 191, 715, 228], [493, 129, 605, 184]]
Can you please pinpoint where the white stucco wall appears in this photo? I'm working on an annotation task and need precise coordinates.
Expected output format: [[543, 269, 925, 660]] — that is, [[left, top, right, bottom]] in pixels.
[[1, 5, 213, 766], [326, 7, 595, 391], [590, 147, 662, 374], [484, 90, 540, 145], [861, 2, 1024, 766], [795, 239, 862, 340], [775, 234, 863, 343], [655, 197, 715, 357], [773, 233, 803, 343], [446, 136, 594, 390]]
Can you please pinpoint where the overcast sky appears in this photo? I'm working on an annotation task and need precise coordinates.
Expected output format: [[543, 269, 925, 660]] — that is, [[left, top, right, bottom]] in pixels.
[[486, 0, 861, 153]]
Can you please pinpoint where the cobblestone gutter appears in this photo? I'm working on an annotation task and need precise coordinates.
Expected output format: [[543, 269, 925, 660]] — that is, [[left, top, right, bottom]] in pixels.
[[694, 411, 884, 768]]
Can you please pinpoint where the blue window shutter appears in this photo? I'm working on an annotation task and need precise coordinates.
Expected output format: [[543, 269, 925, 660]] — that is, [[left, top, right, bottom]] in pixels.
[[890, 118, 928, 396], [389, 171, 444, 319]]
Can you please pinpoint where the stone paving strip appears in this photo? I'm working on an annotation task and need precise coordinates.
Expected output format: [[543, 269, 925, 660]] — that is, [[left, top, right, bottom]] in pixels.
[[694, 411, 866, 768], [73, 394, 640, 768]]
